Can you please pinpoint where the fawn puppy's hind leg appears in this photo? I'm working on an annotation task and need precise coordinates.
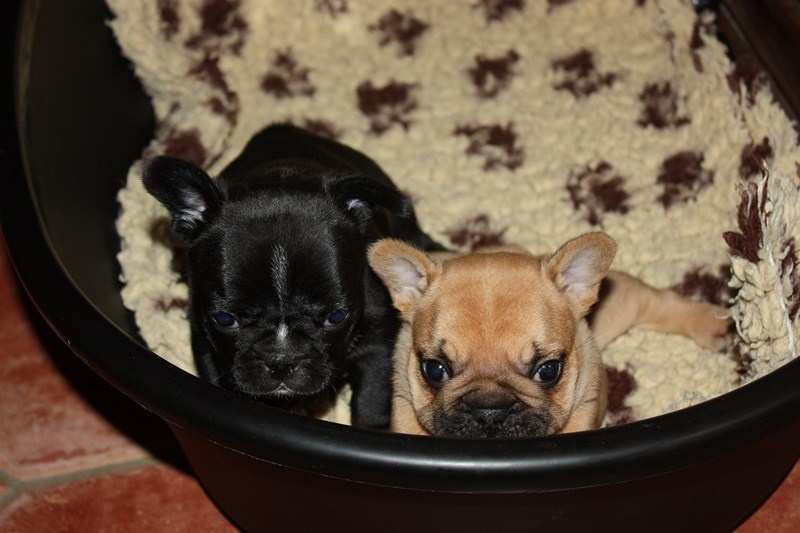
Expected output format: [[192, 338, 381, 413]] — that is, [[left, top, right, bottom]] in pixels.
[[589, 271, 731, 351]]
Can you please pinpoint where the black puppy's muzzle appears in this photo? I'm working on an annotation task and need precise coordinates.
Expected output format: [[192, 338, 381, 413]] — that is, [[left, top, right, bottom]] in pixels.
[[231, 343, 333, 398]]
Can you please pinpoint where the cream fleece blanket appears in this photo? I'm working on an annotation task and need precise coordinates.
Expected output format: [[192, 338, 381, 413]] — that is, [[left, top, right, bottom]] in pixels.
[[110, 0, 800, 426]]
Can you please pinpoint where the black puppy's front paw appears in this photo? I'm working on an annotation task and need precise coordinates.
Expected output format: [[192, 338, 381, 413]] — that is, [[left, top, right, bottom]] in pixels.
[[349, 347, 393, 429], [351, 396, 391, 430]]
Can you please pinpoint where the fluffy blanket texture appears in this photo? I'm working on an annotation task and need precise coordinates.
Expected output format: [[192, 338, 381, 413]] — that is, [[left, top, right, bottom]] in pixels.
[[110, 0, 800, 426]]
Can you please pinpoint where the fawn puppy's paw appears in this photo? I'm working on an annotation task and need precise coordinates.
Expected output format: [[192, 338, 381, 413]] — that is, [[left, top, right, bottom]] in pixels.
[[689, 303, 733, 352]]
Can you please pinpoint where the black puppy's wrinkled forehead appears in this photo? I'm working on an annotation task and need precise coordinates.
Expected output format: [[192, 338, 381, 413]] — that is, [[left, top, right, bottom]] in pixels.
[[193, 191, 366, 312]]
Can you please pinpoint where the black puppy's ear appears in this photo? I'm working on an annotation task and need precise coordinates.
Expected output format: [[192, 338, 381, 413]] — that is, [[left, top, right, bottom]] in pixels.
[[327, 177, 414, 219], [142, 156, 226, 246]]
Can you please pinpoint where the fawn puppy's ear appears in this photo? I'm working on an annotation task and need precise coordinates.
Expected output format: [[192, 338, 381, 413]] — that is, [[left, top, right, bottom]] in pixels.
[[543, 232, 617, 317], [368, 239, 441, 317]]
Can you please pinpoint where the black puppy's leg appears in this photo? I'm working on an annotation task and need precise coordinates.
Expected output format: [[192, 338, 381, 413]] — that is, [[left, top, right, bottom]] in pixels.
[[191, 330, 225, 385], [195, 350, 220, 383], [349, 342, 393, 429]]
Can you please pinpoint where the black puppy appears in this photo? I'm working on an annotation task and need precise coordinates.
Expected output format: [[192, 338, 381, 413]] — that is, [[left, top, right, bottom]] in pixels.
[[143, 124, 442, 428]]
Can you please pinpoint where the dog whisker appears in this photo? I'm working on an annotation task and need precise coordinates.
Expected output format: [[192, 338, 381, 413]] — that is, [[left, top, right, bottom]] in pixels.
[[209, 368, 232, 387]]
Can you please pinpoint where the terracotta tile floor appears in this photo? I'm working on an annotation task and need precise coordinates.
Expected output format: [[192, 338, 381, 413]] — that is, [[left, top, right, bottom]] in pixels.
[[0, 232, 798, 532]]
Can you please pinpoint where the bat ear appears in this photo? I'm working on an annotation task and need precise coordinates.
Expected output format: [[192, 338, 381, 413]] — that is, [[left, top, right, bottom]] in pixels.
[[328, 176, 414, 220], [543, 232, 617, 317], [142, 156, 226, 246], [368, 239, 441, 318]]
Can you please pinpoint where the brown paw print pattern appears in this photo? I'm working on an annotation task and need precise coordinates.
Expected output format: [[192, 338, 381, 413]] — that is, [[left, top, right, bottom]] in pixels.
[[185, 0, 248, 55], [739, 137, 773, 180], [732, 344, 754, 377], [547, 0, 576, 10], [261, 49, 316, 99], [551, 48, 618, 98], [474, 0, 525, 23], [298, 119, 343, 141], [357, 80, 419, 135], [566, 161, 631, 226], [689, 17, 718, 72], [469, 49, 520, 98], [188, 53, 240, 126], [671, 266, 733, 307], [146, 102, 208, 167], [445, 214, 507, 251], [727, 54, 769, 106], [172, 0, 247, 127], [315, 0, 349, 18], [638, 82, 689, 129], [160, 129, 208, 168], [369, 9, 429, 57], [605, 365, 637, 426], [157, 0, 180, 40], [656, 151, 714, 209], [453, 123, 524, 171]]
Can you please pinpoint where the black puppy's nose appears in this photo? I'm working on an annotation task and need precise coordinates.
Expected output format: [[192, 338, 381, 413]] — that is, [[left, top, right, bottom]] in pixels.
[[266, 360, 295, 380]]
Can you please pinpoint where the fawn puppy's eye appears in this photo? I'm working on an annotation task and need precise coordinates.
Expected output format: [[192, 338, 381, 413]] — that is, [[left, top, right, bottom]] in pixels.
[[532, 359, 563, 387], [421, 359, 452, 389]]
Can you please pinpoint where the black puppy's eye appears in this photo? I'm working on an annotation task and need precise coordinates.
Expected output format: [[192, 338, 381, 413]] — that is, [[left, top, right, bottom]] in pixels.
[[421, 359, 452, 389], [323, 308, 350, 328], [532, 359, 563, 387], [212, 312, 239, 330]]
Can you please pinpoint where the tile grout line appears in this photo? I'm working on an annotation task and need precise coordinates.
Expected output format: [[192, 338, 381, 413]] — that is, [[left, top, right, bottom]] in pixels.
[[0, 469, 20, 510], [0, 455, 163, 512]]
